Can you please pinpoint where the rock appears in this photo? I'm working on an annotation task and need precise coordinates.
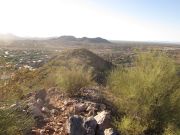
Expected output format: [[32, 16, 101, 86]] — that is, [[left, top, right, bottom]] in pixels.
[[31, 129, 40, 135], [94, 111, 111, 133], [29, 105, 44, 117], [57, 122, 63, 126], [66, 115, 86, 135], [50, 109, 58, 115], [45, 125, 55, 132], [10, 103, 17, 108], [99, 104, 106, 110], [104, 128, 118, 135], [84, 116, 97, 135], [86, 104, 97, 116], [86, 103, 97, 112], [39, 129, 45, 135], [36, 98, 44, 107], [61, 106, 66, 111], [43, 118, 50, 122], [41, 107, 50, 113], [86, 105, 93, 112], [35, 89, 47, 101], [75, 103, 87, 113], [86, 110, 95, 117], [64, 100, 73, 106]]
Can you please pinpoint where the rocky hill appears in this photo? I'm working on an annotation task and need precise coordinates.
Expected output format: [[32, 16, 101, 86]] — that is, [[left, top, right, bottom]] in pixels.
[[0, 48, 117, 135], [38, 48, 114, 85], [9, 87, 118, 135]]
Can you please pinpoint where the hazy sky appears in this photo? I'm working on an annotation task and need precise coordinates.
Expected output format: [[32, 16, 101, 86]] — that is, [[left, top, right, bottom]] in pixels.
[[0, 0, 179, 41]]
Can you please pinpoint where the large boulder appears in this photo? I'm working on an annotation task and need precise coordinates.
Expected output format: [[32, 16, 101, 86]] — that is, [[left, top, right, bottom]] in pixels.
[[66, 115, 86, 135], [94, 111, 111, 134], [83, 117, 97, 135]]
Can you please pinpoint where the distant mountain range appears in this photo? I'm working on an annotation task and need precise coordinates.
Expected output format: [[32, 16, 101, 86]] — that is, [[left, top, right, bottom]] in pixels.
[[50, 36, 111, 44], [0, 34, 179, 49], [0, 34, 112, 48]]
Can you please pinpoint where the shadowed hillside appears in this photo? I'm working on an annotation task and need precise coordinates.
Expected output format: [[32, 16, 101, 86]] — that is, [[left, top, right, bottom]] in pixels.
[[40, 48, 114, 85]]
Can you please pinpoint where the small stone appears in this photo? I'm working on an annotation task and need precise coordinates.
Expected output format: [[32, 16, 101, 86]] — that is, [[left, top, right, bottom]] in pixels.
[[64, 100, 73, 106], [61, 107, 66, 111], [59, 127, 63, 131], [104, 128, 118, 135], [37, 98, 44, 107], [45, 126, 55, 132], [41, 107, 50, 113], [10, 103, 17, 108], [57, 122, 63, 126], [44, 118, 50, 122], [50, 109, 58, 115], [86, 105, 94, 112], [86, 110, 95, 117], [39, 129, 45, 135], [31, 129, 40, 135]]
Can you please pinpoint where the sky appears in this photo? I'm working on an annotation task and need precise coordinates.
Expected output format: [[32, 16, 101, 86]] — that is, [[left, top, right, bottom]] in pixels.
[[0, 0, 179, 41]]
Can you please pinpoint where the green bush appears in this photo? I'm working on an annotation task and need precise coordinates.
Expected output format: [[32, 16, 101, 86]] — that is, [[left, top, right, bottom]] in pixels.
[[56, 66, 94, 97], [108, 52, 180, 134], [0, 109, 34, 135], [113, 116, 147, 135], [163, 123, 180, 135]]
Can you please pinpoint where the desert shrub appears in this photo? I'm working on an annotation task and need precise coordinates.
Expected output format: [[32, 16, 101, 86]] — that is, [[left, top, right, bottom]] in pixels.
[[108, 52, 180, 134], [0, 109, 34, 135], [163, 123, 180, 135], [56, 66, 94, 97], [0, 68, 39, 102], [113, 116, 147, 135], [0, 83, 24, 102]]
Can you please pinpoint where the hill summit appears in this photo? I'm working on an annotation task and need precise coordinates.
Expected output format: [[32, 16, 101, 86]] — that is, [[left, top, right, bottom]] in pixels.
[[40, 48, 113, 84]]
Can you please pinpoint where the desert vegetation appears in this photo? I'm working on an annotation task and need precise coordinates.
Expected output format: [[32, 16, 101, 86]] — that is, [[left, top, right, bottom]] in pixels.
[[108, 52, 180, 134], [0, 45, 180, 135], [56, 65, 94, 97], [0, 109, 34, 135]]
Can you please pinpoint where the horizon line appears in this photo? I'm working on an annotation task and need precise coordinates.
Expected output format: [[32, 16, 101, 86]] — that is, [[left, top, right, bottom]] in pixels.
[[0, 33, 180, 44]]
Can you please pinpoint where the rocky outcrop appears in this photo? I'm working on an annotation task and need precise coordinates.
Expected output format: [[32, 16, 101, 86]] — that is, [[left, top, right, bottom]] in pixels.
[[94, 111, 111, 134], [66, 112, 113, 135], [11, 87, 118, 135]]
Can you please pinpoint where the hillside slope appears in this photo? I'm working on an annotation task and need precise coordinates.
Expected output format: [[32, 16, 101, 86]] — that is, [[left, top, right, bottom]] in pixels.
[[39, 48, 114, 85]]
